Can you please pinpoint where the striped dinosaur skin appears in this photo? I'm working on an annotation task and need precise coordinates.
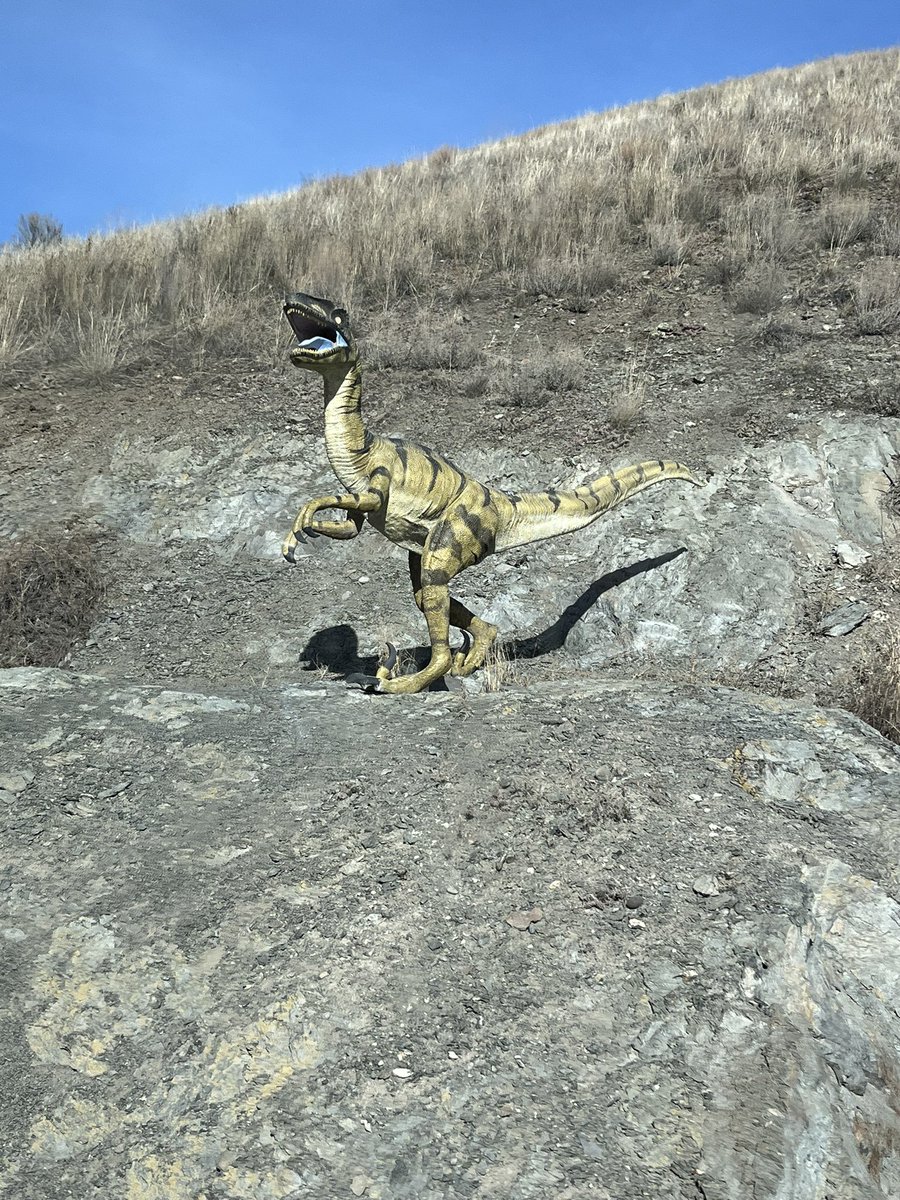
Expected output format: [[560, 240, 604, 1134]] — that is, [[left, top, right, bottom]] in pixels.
[[281, 292, 702, 694]]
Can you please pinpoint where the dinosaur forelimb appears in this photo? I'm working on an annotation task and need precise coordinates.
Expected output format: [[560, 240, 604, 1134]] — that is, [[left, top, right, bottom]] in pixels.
[[282, 489, 383, 561]]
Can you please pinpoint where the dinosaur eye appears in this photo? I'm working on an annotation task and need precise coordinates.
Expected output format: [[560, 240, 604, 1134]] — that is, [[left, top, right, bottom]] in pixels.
[[334, 315, 342, 325]]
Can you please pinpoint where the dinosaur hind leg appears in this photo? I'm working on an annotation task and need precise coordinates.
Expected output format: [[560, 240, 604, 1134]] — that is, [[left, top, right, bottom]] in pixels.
[[447, 598, 498, 677], [408, 552, 496, 678]]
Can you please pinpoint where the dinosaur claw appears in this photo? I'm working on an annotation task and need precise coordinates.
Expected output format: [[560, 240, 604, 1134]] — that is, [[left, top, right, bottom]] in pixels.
[[380, 642, 398, 673], [282, 543, 298, 564], [346, 673, 383, 693]]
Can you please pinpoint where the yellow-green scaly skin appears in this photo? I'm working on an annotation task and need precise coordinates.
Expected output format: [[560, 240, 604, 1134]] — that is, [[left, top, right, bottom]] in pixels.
[[281, 293, 703, 694]]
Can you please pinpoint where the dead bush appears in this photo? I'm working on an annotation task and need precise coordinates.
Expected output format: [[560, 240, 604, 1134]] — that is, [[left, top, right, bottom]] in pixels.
[[745, 315, 800, 348], [853, 259, 900, 334], [724, 192, 805, 261], [523, 251, 619, 298], [495, 347, 586, 408], [646, 220, 692, 266], [852, 378, 900, 418], [815, 196, 873, 249], [608, 356, 648, 430], [0, 532, 104, 668], [731, 263, 788, 314], [875, 212, 900, 257], [704, 255, 746, 290], [364, 311, 483, 371], [847, 629, 900, 744]]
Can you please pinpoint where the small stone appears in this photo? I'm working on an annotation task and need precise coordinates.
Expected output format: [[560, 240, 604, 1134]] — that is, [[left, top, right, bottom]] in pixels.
[[624, 894, 644, 910], [97, 780, 131, 801], [351, 1175, 371, 1196], [692, 875, 720, 897], [0, 772, 34, 794], [833, 542, 870, 569], [392, 1067, 413, 1079], [505, 907, 543, 931], [817, 601, 870, 637]]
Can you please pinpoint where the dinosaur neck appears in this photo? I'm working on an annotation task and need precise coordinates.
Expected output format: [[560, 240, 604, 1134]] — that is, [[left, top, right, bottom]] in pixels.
[[322, 362, 370, 487]]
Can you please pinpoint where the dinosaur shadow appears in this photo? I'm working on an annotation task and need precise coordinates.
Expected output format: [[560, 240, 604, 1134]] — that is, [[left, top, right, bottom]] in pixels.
[[506, 547, 687, 661], [297, 547, 686, 685]]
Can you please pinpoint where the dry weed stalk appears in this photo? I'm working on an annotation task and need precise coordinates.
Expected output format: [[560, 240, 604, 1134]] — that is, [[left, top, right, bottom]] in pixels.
[[850, 627, 900, 745], [609, 353, 648, 430]]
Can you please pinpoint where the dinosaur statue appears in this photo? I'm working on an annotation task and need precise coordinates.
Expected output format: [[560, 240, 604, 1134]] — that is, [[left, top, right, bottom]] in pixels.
[[281, 292, 702, 694]]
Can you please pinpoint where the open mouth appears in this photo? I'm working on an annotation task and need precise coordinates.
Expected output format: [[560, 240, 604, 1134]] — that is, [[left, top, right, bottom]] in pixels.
[[284, 305, 348, 354]]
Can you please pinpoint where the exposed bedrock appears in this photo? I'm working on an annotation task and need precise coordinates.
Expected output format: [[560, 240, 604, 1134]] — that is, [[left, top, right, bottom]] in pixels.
[[51, 413, 897, 674], [2, 668, 899, 1198]]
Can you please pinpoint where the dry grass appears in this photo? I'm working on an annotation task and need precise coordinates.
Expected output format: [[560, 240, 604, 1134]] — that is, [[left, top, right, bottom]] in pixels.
[[1, 51, 899, 378], [522, 249, 621, 297], [853, 258, 900, 334], [495, 346, 586, 408], [481, 640, 520, 692], [646, 220, 692, 267], [608, 354, 649, 430], [365, 309, 484, 370], [815, 196, 874, 249], [731, 263, 789, 314], [0, 532, 105, 668], [849, 629, 900, 744]]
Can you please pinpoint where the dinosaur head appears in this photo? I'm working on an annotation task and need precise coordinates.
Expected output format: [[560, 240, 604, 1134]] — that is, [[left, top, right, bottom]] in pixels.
[[284, 292, 357, 372]]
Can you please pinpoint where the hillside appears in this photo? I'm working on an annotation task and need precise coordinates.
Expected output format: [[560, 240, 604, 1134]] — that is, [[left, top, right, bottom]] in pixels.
[[2, 50, 900, 1199]]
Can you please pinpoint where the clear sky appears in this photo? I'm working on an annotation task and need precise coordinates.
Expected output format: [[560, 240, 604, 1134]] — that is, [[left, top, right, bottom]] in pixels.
[[2, 0, 898, 241]]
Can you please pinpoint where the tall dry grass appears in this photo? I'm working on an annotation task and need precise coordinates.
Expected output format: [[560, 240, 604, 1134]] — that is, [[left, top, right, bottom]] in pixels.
[[1, 50, 899, 378]]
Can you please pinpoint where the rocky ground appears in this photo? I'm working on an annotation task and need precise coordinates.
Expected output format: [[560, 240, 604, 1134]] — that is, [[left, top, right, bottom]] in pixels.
[[2, 267, 900, 1197]]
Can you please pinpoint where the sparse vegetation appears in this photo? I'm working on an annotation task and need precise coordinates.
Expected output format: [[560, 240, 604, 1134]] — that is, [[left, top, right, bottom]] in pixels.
[[608, 355, 648, 430], [646, 219, 692, 267], [365, 309, 484, 370], [0, 533, 104, 668], [481, 640, 519, 692], [731, 263, 788, 315], [848, 629, 900, 745], [495, 347, 586, 408], [853, 258, 900, 334], [1, 51, 898, 380], [14, 212, 63, 249], [815, 196, 873, 250]]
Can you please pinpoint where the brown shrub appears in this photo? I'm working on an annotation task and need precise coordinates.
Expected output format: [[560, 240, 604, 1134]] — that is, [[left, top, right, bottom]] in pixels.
[[853, 259, 900, 334], [646, 220, 692, 266], [495, 347, 586, 408], [848, 629, 900, 744], [731, 263, 789, 314], [0, 532, 104, 668], [815, 196, 873, 249]]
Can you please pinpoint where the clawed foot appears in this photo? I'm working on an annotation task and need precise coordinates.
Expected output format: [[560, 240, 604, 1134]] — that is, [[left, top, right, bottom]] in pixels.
[[346, 672, 383, 692], [450, 631, 473, 676], [282, 527, 319, 563], [345, 642, 398, 693]]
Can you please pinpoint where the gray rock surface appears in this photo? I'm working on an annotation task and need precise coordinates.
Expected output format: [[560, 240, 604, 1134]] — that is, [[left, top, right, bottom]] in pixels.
[[24, 414, 884, 681], [2, 666, 899, 1198]]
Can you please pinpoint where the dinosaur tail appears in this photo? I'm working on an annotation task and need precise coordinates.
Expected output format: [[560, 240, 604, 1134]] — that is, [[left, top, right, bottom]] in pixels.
[[495, 459, 702, 551]]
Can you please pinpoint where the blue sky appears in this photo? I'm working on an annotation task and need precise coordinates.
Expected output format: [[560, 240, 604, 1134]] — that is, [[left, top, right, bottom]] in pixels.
[[2, 0, 897, 241]]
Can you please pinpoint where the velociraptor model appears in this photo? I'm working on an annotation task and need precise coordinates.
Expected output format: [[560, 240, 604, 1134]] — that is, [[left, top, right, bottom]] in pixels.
[[281, 292, 702, 694]]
